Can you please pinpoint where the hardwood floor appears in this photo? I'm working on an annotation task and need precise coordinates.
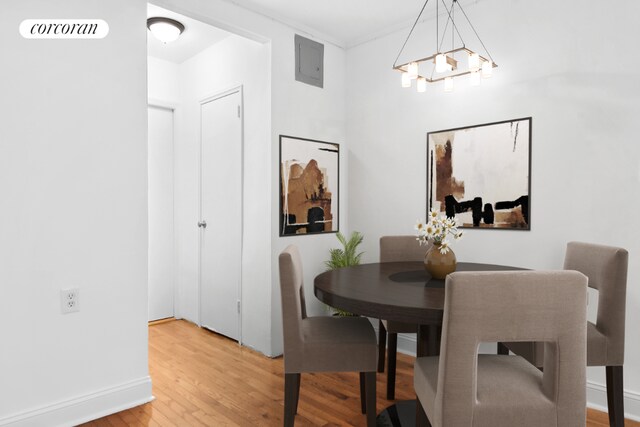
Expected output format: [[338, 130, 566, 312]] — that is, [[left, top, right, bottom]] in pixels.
[[82, 320, 637, 426]]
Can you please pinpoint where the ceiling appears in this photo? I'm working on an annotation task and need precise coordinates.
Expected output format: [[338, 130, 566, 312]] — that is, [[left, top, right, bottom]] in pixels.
[[147, 0, 482, 62], [227, 0, 479, 48], [147, 4, 231, 63]]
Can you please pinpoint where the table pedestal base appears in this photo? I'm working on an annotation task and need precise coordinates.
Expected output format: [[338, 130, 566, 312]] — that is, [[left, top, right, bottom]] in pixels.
[[377, 400, 418, 426]]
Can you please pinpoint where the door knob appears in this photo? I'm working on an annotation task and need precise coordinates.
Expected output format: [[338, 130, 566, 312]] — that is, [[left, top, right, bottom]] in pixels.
[[198, 220, 207, 228]]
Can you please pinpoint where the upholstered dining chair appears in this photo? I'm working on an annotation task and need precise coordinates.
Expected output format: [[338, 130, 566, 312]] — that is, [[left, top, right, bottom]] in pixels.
[[378, 235, 431, 400], [415, 270, 588, 427], [499, 241, 629, 427], [278, 245, 377, 427]]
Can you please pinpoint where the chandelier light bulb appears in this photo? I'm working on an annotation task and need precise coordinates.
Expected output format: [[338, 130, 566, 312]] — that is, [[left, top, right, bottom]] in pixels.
[[481, 60, 493, 78], [435, 54, 447, 73], [401, 72, 411, 88], [470, 70, 481, 86], [444, 77, 454, 92], [417, 77, 426, 93], [468, 53, 480, 72], [408, 62, 419, 79]]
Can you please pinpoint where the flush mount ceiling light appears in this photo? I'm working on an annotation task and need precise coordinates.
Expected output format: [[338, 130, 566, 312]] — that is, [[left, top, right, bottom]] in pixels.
[[393, 0, 497, 93], [147, 17, 185, 44]]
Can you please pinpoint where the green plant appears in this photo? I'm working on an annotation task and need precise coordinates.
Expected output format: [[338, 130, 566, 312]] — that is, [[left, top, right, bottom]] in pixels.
[[325, 231, 364, 270], [325, 231, 364, 316]]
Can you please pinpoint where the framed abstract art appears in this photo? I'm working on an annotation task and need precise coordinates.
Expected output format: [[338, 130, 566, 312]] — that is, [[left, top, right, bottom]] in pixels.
[[279, 135, 339, 236], [427, 118, 532, 229]]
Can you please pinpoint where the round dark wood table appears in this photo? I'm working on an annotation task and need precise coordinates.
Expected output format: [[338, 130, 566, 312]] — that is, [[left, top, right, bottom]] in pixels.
[[313, 261, 524, 427]]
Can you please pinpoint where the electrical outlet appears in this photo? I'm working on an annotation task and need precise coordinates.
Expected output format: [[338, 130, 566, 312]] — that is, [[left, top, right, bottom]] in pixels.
[[60, 288, 80, 314]]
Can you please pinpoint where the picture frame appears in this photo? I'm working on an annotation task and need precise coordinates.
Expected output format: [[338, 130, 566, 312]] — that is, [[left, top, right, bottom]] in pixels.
[[426, 117, 532, 230], [279, 135, 339, 236]]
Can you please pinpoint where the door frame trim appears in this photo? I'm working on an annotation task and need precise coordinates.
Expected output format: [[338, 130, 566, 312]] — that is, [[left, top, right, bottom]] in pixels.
[[147, 102, 178, 322], [197, 85, 245, 346]]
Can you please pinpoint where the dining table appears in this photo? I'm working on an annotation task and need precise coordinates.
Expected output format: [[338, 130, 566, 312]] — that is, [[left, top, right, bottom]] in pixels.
[[314, 261, 524, 427]]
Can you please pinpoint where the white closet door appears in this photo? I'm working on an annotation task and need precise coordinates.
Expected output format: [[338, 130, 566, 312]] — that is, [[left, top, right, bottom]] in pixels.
[[148, 105, 175, 321], [199, 90, 242, 341]]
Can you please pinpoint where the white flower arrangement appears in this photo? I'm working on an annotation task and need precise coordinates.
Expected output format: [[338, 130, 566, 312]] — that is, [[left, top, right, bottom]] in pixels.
[[415, 210, 463, 254]]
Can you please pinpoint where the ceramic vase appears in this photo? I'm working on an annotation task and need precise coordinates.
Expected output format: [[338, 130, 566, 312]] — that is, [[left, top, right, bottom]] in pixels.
[[424, 243, 457, 279]]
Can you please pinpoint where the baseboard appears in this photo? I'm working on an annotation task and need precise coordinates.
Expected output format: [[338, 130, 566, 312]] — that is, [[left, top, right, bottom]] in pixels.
[[586, 379, 640, 422], [375, 326, 640, 421], [0, 376, 153, 427], [370, 319, 418, 357], [393, 331, 417, 357]]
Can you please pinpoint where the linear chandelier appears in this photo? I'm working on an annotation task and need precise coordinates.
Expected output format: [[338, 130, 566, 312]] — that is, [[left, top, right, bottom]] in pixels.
[[393, 0, 497, 93]]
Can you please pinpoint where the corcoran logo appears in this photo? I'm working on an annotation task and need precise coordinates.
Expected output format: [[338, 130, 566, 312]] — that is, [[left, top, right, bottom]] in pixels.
[[19, 19, 109, 39]]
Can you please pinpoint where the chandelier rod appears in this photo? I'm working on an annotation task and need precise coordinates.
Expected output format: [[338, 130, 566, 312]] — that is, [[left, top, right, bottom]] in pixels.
[[392, 0, 431, 68], [437, 0, 467, 54], [456, 0, 495, 63], [451, 2, 454, 51]]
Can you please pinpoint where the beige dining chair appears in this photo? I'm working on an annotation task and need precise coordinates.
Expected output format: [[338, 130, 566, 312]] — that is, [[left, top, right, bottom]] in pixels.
[[278, 245, 377, 427], [415, 270, 588, 427], [499, 241, 628, 427], [378, 235, 430, 400]]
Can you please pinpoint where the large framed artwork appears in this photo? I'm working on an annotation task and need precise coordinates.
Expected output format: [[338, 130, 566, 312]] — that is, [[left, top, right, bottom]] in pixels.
[[279, 135, 339, 236], [427, 117, 532, 230]]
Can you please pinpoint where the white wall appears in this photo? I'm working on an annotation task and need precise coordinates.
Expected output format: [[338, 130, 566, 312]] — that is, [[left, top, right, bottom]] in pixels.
[[346, 0, 640, 418], [148, 56, 180, 105], [152, 0, 348, 357], [268, 26, 348, 356], [0, 0, 151, 425]]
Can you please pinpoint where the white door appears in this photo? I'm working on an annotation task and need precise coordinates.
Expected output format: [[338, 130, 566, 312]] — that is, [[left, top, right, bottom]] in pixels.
[[148, 105, 175, 321], [199, 89, 242, 341]]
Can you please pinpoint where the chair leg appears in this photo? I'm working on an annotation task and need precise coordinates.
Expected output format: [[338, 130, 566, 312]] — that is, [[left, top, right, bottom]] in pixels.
[[497, 342, 509, 355], [284, 373, 299, 427], [293, 373, 301, 414], [378, 320, 387, 373], [359, 372, 367, 414], [606, 365, 624, 427], [416, 396, 431, 427], [365, 371, 377, 427], [387, 332, 398, 400]]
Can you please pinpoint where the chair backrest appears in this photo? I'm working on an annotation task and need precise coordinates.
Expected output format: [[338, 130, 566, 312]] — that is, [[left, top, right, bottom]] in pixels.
[[564, 241, 628, 365], [279, 245, 308, 368], [380, 235, 431, 262], [435, 270, 588, 426]]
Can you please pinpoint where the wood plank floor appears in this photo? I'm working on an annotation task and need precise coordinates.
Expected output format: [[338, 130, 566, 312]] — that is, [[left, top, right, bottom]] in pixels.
[[82, 320, 638, 426]]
